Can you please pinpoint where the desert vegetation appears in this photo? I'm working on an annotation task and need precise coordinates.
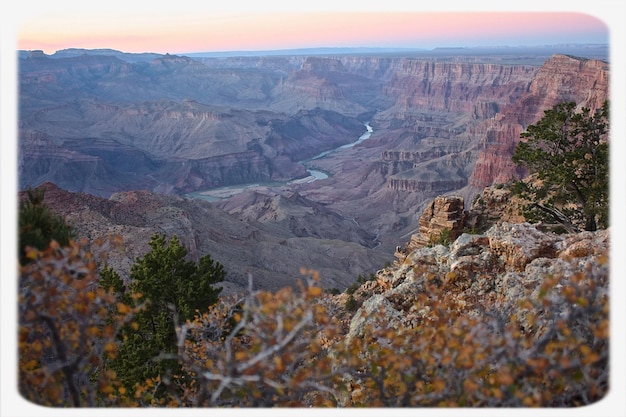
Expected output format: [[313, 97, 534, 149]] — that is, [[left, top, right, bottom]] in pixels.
[[18, 187, 74, 266], [18, 235, 608, 407]]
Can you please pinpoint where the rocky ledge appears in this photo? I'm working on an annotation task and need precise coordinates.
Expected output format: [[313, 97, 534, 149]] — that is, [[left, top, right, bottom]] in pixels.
[[344, 221, 608, 342]]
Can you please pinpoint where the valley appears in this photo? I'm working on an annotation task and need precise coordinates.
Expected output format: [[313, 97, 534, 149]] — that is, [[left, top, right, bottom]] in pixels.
[[185, 122, 372, 201], [17, 45, 609, 292]]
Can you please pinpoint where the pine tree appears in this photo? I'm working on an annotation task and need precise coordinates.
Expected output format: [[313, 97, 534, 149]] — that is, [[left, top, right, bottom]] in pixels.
[[105, 232, 225, 398]]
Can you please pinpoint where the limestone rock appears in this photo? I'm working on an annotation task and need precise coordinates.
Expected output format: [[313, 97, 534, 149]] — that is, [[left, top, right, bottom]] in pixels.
[[464, 185, 526, 233], [344, 222, 609, 344], [468, 54, 609, 188], [411, 195, 466, 248], [485, 222, 560, 271]]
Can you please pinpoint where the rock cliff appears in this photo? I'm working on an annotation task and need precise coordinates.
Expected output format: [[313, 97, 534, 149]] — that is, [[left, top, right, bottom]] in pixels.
[[18, 49, 609, 255], [379, 60, 537, 122], [467, 54, 609, 188], [411, 195, 466, 248], [20, 51, 608, 200], [401, 186, 527, 254], [294, 53, 608, 251], [376, 54, 609, 193]]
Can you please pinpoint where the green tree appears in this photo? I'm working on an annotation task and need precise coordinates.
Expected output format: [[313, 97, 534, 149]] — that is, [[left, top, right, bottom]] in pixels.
[[106, 232, 225, 399], [345, 294, 359, 312], [511, 101, 609, 232], [18, 187, 74, 265]]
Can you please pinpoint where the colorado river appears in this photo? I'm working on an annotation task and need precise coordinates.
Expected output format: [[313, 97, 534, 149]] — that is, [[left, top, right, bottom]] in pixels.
[[187, 122, 373, 201], [306, 122, 372, 162], [298, 122, 372, 182]]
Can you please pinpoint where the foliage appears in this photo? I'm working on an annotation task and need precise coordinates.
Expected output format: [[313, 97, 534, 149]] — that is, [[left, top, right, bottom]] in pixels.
[[428, 227, 452, 246], [345, 283, 358, 295], [157, 260, 607, 407], [345, 273, 376, 296], [160, 269, 341, 406], [463, 225, 479, 235], [18, 237, 608, 408], [325, 287, 341, 295], [344, 294, 359, 312], [333, 263, 608, 406], [105, 233, 225, 399], [18, 237, 137, 406], [18, 187, 74, 265], [511, 101, 609, 231]]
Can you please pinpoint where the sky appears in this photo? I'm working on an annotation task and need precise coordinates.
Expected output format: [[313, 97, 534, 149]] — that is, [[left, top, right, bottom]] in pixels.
[[2, 1, 626, 417], [15, 10, 610, 55]]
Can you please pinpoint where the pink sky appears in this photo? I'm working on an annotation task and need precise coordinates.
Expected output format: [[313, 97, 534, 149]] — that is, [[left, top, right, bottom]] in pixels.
[[17, 11, 608, 55]]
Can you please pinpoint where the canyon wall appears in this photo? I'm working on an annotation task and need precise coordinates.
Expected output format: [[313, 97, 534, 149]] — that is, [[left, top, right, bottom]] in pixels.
[[18, 48, 609, 253], [362, 54, 609, 195], [380, 60, 537, 119], [468, 55, 610, 188], [19, 51, 608, 198]]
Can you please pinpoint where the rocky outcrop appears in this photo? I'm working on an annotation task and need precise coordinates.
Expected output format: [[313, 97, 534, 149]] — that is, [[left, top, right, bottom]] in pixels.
[[402, 185, 527, 256], [523, 54, 609, 119], [347, 222, 609, 342], [409, 195, 466, 248], [464, 185, 526, 233]]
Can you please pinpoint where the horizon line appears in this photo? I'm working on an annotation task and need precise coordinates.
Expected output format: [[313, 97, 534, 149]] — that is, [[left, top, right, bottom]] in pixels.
[[20, 42, 610, 58]]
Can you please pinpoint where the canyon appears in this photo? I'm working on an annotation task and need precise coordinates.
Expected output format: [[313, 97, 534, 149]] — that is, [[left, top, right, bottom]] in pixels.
[[17, 45, 609, 291]]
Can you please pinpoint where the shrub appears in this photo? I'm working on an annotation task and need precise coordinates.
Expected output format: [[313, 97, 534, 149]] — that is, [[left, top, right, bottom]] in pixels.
[[168, 262, 608, 407], [511, 101, 609, 232], [104, 232, 225, 400], [345, 294, 359, 312], [18, 187, 74, 265], [18, 237, 136, 406], [164, 269, 341, 406], [333, 263, 608, 406], [19, 242, 608, 408], [428, 227, 452, 247]]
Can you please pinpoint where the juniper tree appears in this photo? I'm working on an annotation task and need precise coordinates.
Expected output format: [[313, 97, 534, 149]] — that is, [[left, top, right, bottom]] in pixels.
[[104, 232, 225, 398], [18, 187, 74, 265], [511, 101, 609, 232]]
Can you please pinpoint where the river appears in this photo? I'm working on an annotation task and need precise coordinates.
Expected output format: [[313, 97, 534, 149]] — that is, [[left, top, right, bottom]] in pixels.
[[186, 122, 373, 201], [298, 122, 372, 182]]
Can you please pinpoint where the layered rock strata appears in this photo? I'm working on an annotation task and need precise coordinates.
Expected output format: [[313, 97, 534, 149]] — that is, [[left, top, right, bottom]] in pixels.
[[467, 54, 610, 188], [410, 195, 466, 249], [24, 182, 391, 294]]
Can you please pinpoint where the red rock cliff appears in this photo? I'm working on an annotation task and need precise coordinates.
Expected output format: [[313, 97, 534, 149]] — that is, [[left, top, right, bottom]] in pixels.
[[469, 54, 609, 188], [380, 60, 537, 120]]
